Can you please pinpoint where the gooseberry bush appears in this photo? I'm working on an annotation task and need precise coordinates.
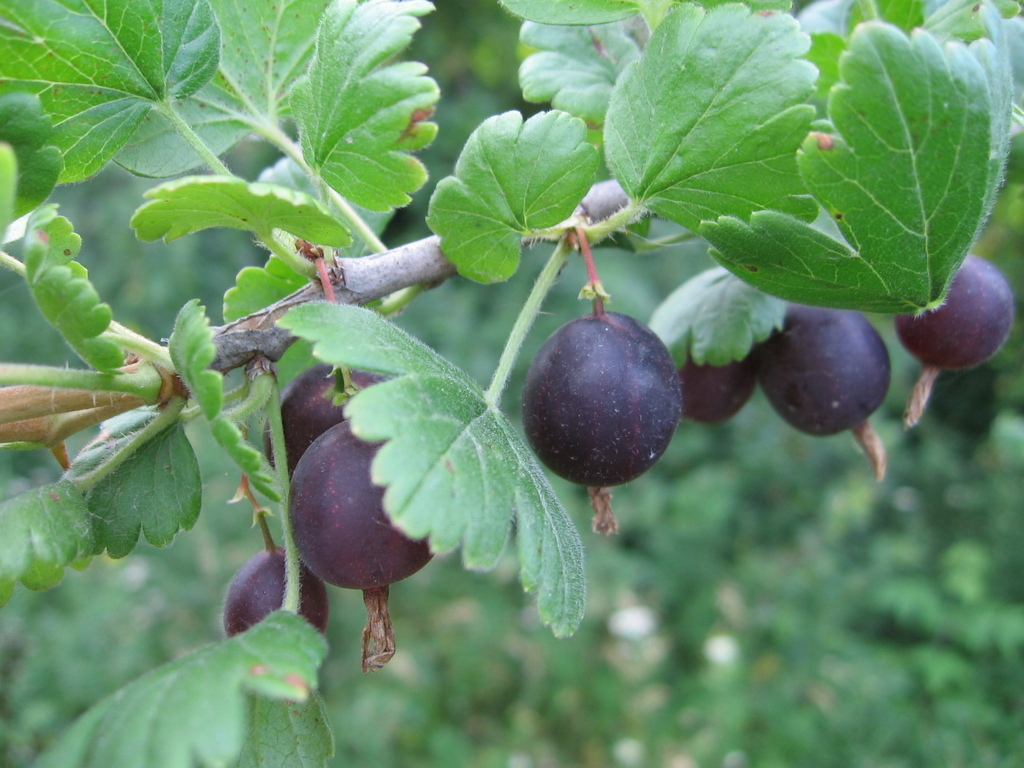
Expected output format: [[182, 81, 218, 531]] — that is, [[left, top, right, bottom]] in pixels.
[[0, 0, 1019, 764]]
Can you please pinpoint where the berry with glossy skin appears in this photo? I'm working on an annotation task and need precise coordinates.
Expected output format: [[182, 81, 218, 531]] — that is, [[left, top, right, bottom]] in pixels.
[[678, 354, 758, 424], [222, 547, 329, 636], [268, 363, 384, 475], [895, 255, 1014, 370], [522, 311, 682, 487], [757, 305, 890, 436], [290, 420, 432, 591]]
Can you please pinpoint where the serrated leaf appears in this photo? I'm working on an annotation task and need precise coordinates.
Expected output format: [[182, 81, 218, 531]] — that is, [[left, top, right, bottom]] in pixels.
[[0, 480, 94, 595], [33, 612, 326, 768], [426, 111, 599, 283], [500, 0, 641, 24], [649, 266, 786, 365], [604, 4, 818, 231], [210, 416, 280, 502], [0, 0, 220, 181], [0, 92, 62, 217], [278, 303, 586, 636], [709, 21, 1011, 311], [291, 0, 439, 211], [169, 300, 224, 420], [132, 176, 351, 246], [519, 21, 641, 127], [23, 207, 124, 371], [85, 423, 202, 558], [223, 256, 310, 322], [235, 693, 333, 768]]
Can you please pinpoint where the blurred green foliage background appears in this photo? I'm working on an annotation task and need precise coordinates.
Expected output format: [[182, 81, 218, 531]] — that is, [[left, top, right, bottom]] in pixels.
[[3, 2, 1024, 767]]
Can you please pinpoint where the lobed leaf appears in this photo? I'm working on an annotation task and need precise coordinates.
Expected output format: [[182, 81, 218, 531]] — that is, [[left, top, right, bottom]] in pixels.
[[23, 207, 124, 371], [0, 0, 221, 181], [519, 21, 641, 127], [0, 480, 94, 596], [235, 693, 334, 768], [33, 612, 327, 768], [0, 92, 62, 217], [291, 0, 439, 211], [131, 176, 351, 246], [84, 423, 202, 558], [709, 19, 1011, 311], [223, 256, 309, 322], [278, 303, 587, 637], [169, 300, 224, 420], [426, 111, 599, 283], [649, 266, 786, 365], [604, 4, 819, 231]]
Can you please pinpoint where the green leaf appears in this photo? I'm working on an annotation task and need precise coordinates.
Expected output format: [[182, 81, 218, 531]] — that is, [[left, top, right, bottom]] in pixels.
[[84, 423, 202, 558], [223, 256, 309, 322], [24, 207, 125, 371], [291, 0, 439, 211], [850, 0, 925, 31], [0, 578, 13, 607], [278, 303, 586, 637], [0, 92, 62, 217], [806, 32, 847, 103], [0, 480, 94, 596], [206, 0, 329, 119], [925, 0, 1020, 43], [499, 0, 641, 24], [650, 267, 786, 365], [235, 693, 334, 768], [426, 111, 599, 283], [131, 176, 351, 246], [519, 21, 641, 128], [169, 300, 224, 420], [113, 98, 250, 178], [0, 0, 221, 181], [708, 21, 1011, 312], [33, 612, 327, 768], [604, 4, 819, 232], [210, 416, 280, 502]]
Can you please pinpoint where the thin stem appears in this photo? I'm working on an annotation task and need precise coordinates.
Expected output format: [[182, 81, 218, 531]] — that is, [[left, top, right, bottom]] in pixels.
[[576, 227, 607, 316], [103, 324, 174, 369], [314, 258, 337, 303], [484, 240, 572, 409], [265, 378, 301, 614], [377, 284, 425, 316], [0, 363, 164, 400], [156, 102, 233, 177], [0, 250, 26, 276], [580, 200, 645, 244], [69, 398, 185, 491]]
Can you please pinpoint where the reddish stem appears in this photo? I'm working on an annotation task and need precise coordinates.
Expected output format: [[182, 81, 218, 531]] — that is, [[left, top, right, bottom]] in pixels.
[[575, 226, 604, 317], [314, 258, 337, 304]]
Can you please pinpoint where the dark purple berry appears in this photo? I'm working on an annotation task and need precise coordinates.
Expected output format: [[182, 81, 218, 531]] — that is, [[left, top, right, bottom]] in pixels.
[[290, 421, 432, 591], [522, 311, 682, 487], [895, 255, 1014, 370], [757, 305, 890, 436], [678, 355, 757, 424], [267, 363, 384, 475], [222, 547, 329, 636]]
